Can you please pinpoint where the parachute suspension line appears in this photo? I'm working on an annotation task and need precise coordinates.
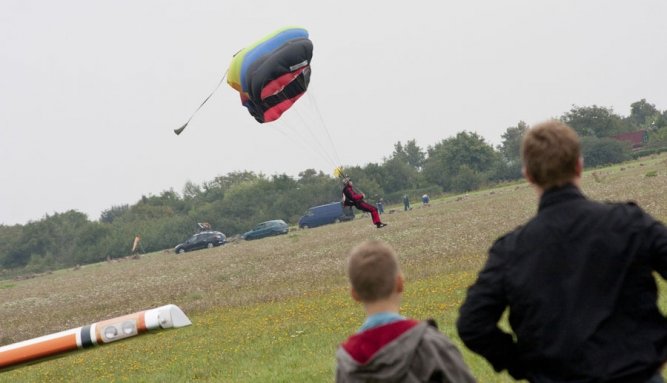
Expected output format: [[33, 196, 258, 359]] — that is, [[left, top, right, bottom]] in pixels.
[[304, 91, 342, 166], [275, 109, 339, 169], [288, 103, 340, 169], [174, 69, 229, 135], [278, 77, 341, 169], [269, 123, 333, 169], [267, 80, 340, 170]]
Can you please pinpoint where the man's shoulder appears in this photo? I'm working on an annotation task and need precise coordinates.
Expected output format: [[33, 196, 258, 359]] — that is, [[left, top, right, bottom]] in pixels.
[[499, 199, 653, 249], [491, 224, 525, 251], [601, 199, 642, 212], [585, 199, 653, 228], [557, 195, 646, 217]]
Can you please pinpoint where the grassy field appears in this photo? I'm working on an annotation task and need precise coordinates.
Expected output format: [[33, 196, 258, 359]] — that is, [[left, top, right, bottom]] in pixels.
[[2, 153, 667, 382]]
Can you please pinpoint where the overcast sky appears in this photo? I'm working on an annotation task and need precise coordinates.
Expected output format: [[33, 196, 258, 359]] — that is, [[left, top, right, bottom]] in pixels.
[[1, 0, 666, 225]]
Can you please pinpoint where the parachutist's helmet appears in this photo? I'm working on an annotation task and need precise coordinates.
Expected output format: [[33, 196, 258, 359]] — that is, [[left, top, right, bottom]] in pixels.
[[342, 176, 351, 185]]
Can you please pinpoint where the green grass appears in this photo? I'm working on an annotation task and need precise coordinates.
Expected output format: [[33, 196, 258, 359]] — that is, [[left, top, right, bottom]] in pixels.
[[5, 274, 514, 383], [2, 153, 667, 382]]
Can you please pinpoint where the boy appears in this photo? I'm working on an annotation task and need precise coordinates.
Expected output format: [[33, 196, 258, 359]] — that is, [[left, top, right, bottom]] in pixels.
[[336, 240, 475, 382]]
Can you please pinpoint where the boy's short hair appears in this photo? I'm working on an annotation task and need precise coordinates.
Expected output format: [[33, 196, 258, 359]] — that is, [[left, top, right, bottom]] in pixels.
[[522, 120, 581, 189], [347, 240, 399, 303]]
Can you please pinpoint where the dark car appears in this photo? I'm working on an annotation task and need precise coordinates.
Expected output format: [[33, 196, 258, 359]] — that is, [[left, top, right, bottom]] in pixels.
[[242, 220, 289, 240], [175, 231, 226, 254]]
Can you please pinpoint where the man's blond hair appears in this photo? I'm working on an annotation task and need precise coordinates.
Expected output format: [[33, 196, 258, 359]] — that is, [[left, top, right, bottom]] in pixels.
[[522, 120, 581, 189], [347, 240, 399, 303]]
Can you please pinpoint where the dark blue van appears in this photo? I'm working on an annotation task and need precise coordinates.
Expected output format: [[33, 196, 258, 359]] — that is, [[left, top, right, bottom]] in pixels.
[[298, 202, 355, 229]]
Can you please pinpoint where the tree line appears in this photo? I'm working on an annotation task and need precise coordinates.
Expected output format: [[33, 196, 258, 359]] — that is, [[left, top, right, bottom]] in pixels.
[[1, 99, 666, 275]]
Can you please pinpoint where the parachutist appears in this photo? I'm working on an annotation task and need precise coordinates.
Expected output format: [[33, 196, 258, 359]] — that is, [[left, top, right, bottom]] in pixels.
[[342, 177, 386, 228]]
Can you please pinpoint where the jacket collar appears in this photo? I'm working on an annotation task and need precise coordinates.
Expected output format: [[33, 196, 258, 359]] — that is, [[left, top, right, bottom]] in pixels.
[[538, 183, 585, 212], [341, 319, 419, 364]]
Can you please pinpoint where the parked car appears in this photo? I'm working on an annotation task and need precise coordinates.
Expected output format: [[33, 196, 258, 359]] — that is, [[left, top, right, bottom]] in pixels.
[[174, 231, 226, 254], [242, 219, 289, 240], [298, 202, 355, 229]]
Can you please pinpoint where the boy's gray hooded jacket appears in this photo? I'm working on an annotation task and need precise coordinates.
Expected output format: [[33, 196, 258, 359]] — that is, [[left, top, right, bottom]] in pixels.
[[336, 319, 476, 383]]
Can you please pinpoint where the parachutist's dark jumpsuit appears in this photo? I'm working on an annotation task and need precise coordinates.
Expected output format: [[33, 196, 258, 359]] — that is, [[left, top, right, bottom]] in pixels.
[[342, 184, 382, 226]]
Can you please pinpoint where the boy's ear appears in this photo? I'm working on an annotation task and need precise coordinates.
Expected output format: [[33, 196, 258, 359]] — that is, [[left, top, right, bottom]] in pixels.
[[350, 287, 362, 302], [575, 156, 584, 177], [396, 273, 404, 294]]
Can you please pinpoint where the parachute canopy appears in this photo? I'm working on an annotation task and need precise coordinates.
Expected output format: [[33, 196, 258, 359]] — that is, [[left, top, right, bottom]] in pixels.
[[227, 27, 313, 123]]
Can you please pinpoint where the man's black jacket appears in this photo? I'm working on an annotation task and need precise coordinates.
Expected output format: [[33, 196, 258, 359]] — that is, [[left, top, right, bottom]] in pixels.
[[457, 184, 667, 383]]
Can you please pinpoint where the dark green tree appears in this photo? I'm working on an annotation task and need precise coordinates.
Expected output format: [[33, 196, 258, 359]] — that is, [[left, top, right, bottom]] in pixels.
[[581, 136, 630, 167], [381, 157, 419, 194], [403, 140, 426, 170], [491, 121, 528, 181], [99, 204, 129, 224], [451, 165, 485, 192], [389, 140, 425, 170], [649, 125, 667, 147], [0, 224, 24, 269], [182, 181, 203, 200], [629, 99, 660, 129], [201, 171, 259, 203], [498, 121, 528, 163], [5, 210, 91, 269], [423, 131, 497, 191], [561, 105, 629, 138]]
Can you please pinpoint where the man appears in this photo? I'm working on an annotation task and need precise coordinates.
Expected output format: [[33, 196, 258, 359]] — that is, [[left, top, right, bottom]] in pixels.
[[457, 120, 667, 383], [342, 177, 387, 228]]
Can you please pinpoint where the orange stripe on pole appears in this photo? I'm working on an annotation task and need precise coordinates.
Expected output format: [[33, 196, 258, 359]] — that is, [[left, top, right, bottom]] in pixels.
[[0, 333, 77, 368], [136, 311, 147, 332]]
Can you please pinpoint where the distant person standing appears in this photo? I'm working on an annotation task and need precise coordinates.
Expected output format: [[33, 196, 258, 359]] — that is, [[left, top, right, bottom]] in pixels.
[[342, 177, 387, 228], [376, 198, 384, 214], [402, 194, 411, 211], [422, 194, 430, 206], [457, 120, 667, 383]]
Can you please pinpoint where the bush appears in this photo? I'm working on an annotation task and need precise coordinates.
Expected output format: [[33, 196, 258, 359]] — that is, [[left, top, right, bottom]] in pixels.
[[581, 137, 630, 167], [487, 160, 522, 182], [450, 165, 484, 192], [631, 146, 667, 159]]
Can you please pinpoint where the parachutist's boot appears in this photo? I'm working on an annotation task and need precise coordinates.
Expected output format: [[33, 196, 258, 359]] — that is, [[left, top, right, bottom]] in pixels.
[[376, 223, 387, 228]]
